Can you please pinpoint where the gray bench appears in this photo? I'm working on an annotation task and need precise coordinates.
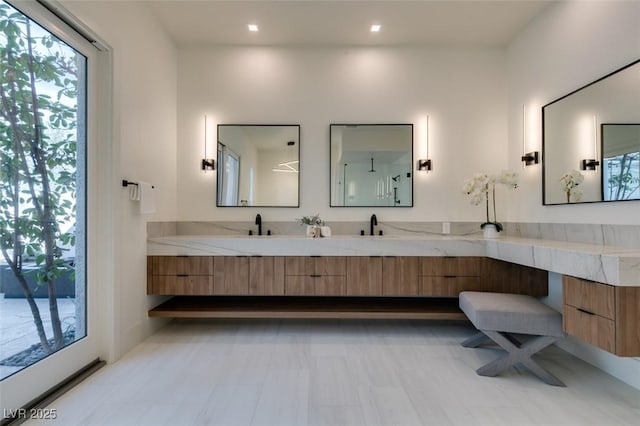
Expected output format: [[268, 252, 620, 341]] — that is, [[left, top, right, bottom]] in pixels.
[[459, 291, 566, 386]]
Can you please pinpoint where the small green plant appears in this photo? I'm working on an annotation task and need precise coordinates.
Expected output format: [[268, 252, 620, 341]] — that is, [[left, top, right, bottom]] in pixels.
[[299, 214, 324, 226]]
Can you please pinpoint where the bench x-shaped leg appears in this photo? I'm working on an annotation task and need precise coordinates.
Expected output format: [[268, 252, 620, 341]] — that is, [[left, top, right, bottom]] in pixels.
[[468, 330, 565, 387]]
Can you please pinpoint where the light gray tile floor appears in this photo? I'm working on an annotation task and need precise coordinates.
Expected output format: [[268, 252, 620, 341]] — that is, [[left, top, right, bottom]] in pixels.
[[21, 319, 640, 426]]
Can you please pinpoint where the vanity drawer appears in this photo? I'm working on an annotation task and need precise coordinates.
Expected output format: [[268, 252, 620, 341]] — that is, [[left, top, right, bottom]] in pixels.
[[563, 276, 614, 319], [152, 256, 213, 276], [285, 276, 346, 296], [153, 275, 213, 295], [563, 304, 615, 353], [285, 256, 346, 276], [562, 275, 640, 356], [420, 276, 483, 296]]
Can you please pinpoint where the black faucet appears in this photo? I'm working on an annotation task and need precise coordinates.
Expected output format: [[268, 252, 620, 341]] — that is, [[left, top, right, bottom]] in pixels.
[[370, 214, 377, 236], [255, 214, 262, 236]]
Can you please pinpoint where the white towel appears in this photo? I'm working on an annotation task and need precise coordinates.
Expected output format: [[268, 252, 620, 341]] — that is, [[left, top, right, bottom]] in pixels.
[[128, 184, 140, 201], [138, 182, 156, 214]]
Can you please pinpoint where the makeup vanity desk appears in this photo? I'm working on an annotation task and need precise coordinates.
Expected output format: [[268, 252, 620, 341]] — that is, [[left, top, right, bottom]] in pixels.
[[147, 235, 640, 357]]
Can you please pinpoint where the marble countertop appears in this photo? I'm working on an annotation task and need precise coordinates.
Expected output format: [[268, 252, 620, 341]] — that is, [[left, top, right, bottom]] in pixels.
[[147, 235, 640, 286]]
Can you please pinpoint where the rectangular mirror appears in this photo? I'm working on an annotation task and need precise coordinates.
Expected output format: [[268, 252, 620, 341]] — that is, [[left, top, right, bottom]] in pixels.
[[330, 124, 413, 207], [543, 59, 640, 204], [217, 124, 300, 207]]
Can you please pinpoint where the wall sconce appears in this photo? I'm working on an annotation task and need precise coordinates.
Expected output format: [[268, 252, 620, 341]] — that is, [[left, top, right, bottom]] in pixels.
[[581, 159, 600, 171], [581, 115, 600, 171], [201, 115, 215, 171], [521, 151, 539, 166], [417, 115, 432, 171], [201, 158, 215, 171], [417, 159, 432, 171], [521, 104, 539, 166]]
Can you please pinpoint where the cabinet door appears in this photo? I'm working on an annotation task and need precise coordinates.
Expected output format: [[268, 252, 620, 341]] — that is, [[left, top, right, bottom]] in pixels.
[[285, 276, 313, 295], [420, 276, 482, 296], [249, 257, 285, 295], [314, 257, 346, 275], [563, 304, 615, 353], [563, 276, 615, 319], [421, 257, 481, 276], [382, 257, 419, 296], [285, 257, 314, 275], [214, 256, 249, 295], [347, 257, 382, 295], [154, 276, 213, 295], [315, 276, 346, 296], [482, 259, 548, 296], [153, 256, 213, 275]]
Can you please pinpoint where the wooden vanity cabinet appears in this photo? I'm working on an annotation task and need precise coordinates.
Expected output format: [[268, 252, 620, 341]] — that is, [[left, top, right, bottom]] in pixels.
[[148, 255, 549, 299], [481, 259, 548, 296], [419, 257, 482, 296], [347, 257, 383, 295], [285, 256, 347, 296], [249, 256, 285, 295], [563, 275, 640, 356], [213, 256, 250, 295], [148, 255, 251, 295], [382, 257, 420, 295], [148, 256, 213, 295]]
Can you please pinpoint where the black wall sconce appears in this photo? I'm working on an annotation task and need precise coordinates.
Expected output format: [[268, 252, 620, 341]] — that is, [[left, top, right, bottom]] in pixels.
[[201, 115, 215, 172], [417, 159, 432, 171], [521, 151, 539, 166], [201, 158, 215, 171], [581, 116, 600, 171], [581, 159, 600, 171]]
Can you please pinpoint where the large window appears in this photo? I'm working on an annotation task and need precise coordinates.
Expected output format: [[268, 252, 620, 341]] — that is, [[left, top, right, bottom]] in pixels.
[[0, 0, 86, 380]]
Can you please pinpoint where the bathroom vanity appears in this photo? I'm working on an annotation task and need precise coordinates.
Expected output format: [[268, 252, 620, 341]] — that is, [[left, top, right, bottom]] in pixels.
[[146, 234, 640, 356]]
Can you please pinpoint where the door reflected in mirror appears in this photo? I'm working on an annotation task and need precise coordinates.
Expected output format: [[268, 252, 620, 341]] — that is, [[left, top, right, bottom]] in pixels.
[[217, 124, 300, 207], [602, 124, 640, 201], [330, 124, 413, 207]]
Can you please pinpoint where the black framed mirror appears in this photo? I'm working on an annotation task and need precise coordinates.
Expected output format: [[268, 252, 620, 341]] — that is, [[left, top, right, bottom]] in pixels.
[[217, 124, 300, 207], [542, 59, 640, 205], [330, 124, 413, 207]]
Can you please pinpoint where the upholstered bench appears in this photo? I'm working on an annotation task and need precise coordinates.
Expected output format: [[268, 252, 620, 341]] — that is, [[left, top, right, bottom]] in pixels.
[[459, 291, 565, 386]]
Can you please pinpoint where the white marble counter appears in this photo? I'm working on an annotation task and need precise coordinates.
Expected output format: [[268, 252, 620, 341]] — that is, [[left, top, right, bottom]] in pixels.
[[147, 235, 640, 286]]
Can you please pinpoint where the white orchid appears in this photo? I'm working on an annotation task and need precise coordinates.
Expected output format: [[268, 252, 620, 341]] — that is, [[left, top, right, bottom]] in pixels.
[[560, 170, 584, 203], [462, 171, 519, 231]]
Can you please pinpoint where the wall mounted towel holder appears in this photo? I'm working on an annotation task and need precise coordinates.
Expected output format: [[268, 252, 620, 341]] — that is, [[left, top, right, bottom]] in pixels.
[[122, 179, 154, 189]]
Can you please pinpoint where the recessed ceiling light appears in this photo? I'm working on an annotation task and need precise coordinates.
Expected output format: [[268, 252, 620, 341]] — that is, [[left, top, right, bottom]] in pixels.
[[248, 24, 259, 32], [370, 24, 381, 33]]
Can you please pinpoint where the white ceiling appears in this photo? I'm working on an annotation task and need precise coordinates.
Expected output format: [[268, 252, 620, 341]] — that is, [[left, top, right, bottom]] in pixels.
[[144, 0, 555, 47]]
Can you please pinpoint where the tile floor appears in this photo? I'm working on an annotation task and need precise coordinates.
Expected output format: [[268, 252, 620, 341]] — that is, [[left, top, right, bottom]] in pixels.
[[23, 319, 640, 426]]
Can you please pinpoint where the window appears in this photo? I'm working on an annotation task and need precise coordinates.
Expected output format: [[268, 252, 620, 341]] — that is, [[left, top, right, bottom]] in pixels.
[[0, 0, 87, 380]]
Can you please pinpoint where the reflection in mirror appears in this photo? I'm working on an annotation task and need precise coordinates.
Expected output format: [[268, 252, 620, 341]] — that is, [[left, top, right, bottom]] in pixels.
[[330, 124, 413, 207], [543, 59, 640, 204], [602, 124, 640, 201], [217, 125, 300, 207]]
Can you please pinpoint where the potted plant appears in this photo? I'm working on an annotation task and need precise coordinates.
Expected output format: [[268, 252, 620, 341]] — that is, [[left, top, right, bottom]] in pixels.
[[299, 214, 325, 237], [462, 171, 518, 238]]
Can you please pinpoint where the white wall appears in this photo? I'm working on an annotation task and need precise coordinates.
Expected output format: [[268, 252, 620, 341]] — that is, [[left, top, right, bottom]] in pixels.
[[177, 47, 508, 223], [506, 0, 640, 224], [507, 0, 640, 388], [61, 1, 177, 360]]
